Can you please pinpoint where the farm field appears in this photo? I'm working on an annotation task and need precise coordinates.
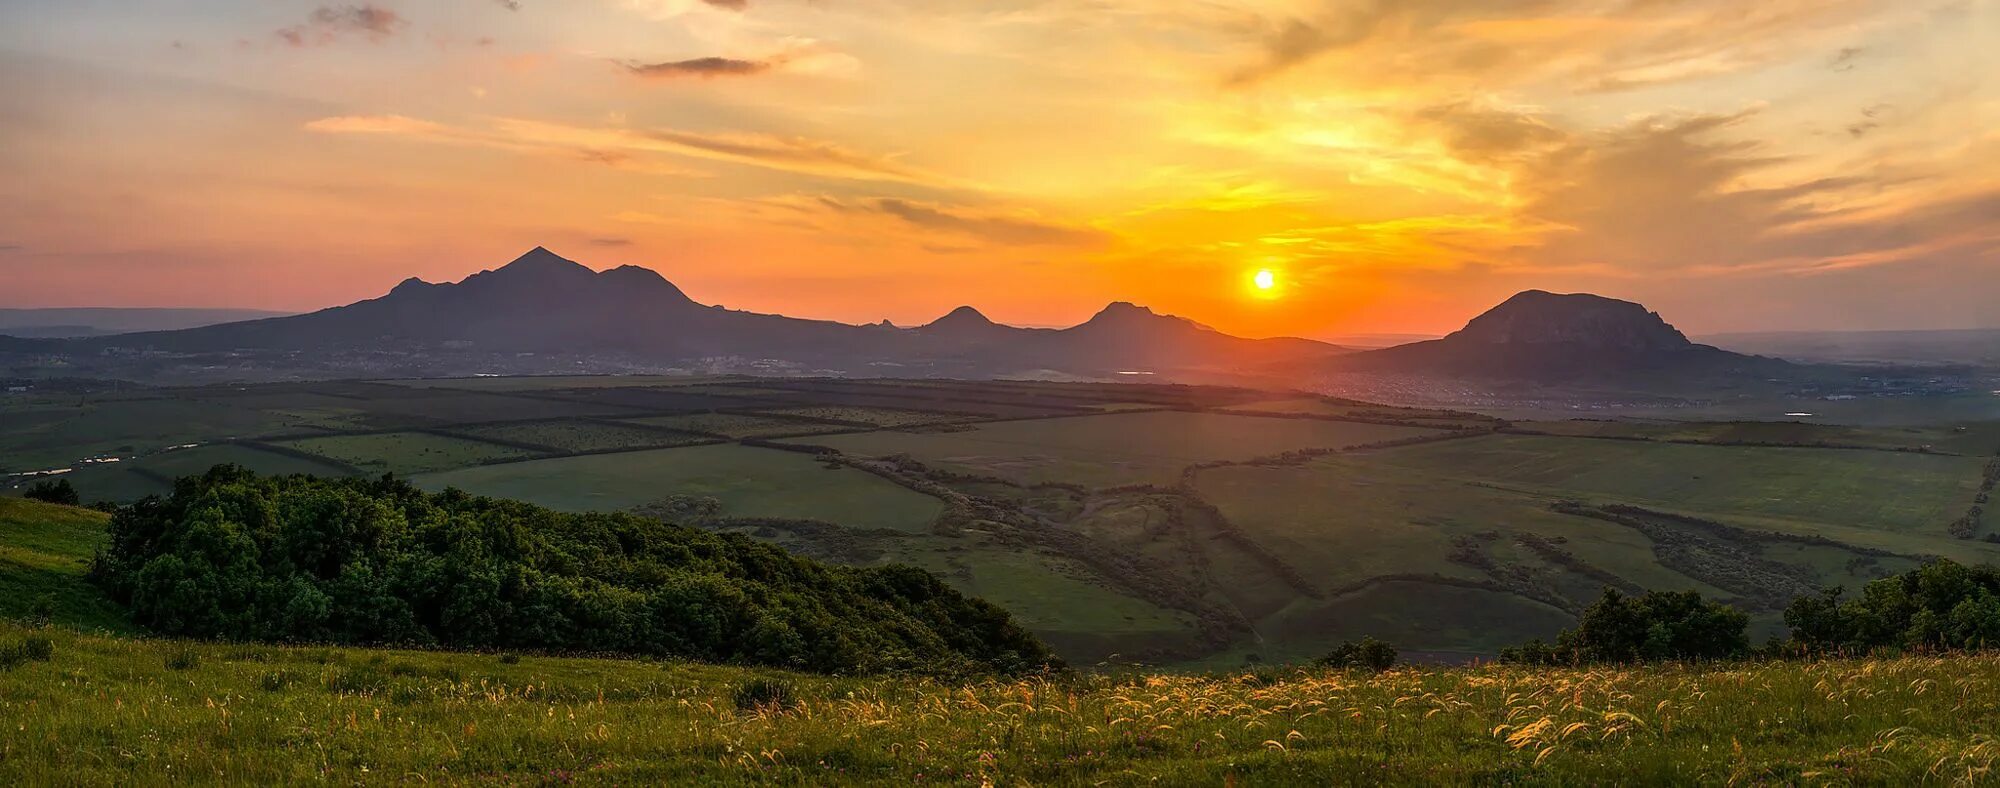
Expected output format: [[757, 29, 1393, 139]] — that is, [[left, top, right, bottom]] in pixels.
[[1360, 434, 1986, 535], [414, 444, 947, 532], [809, 410, 1445, 487], [0, 396, 300, 472], [6, 621, 2000, 786], [7, 375, 1998, 667], [450, 419, 710, 453], [276, 432, 544, 475], [623, 412, 856, 439], [1513, 418, 1990, 453], [58, 443, 359, 503]]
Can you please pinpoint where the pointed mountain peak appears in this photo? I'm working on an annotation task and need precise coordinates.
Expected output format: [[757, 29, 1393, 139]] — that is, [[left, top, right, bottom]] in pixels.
[[389, 276, 434, 296], [496, 246, 591, 276], [1093, 301, 1155, 318]]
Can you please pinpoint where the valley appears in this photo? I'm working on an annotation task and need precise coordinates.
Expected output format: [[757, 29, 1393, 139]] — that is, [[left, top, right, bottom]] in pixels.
[[9, 374, 1996, 667]]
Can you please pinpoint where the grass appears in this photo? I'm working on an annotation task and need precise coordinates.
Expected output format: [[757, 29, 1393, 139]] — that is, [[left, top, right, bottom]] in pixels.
[[756, 406, 979, 428], [412, 444, 947, 532], [624, 412, 856, 439], [5, 622, 2000, 785], [450, 419, 709, 452], [1514, 419, 1992, 453], [0, 396, 296, 472], [277, 432, 545, 475], [1365, 434, 1987, 535], [809, 411, 1444, 488], [0, 499, 127, 632]]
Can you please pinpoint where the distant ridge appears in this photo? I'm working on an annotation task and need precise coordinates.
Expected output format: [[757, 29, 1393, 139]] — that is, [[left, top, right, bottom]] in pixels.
[[22, 247, 1347, 378]]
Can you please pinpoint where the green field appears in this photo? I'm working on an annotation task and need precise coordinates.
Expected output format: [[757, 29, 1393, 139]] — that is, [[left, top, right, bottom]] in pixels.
[[450, 419, 710, 452], [1515, 418, 1998, 454], [810, 411, 1444, 487], [624, 412, 855, 439], [414, 444, 947, 532], [277, 432, 544, 475], [757, 405, 980, 428], [0, 396, 297, 472], [0, 499, 125, 631], [56, 443, 360, 503], [6, 620, 2000, 785], [1362, 434, 1986, 535]]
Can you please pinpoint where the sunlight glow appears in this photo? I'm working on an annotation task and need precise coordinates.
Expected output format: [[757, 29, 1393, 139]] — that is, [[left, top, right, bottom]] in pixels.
[[1253, 269, 1276, 290]]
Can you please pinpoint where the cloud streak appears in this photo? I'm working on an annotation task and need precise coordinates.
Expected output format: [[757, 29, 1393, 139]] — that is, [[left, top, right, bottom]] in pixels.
[[304, 115, 944, 185], [276, 4, 407, 47], [622, 56, 772, 79]]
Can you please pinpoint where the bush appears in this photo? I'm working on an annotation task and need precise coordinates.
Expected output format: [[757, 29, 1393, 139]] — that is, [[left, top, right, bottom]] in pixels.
[[734, 678, 798, 713], [90, 466, 1061, 676], [164, 648, 200, 671], [0, 637, 55, 670], [23, 478, 80, 506], [1318, 637, 1397, 672], [497, 652, 522, 665], [1503, 589, 1748, 665], [1786, 559, 2000, 654], [259, 670, 295, 691]]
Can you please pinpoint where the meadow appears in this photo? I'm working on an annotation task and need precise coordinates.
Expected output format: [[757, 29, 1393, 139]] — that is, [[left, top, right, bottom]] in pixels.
[[6, 377, 1998, 668], [276, 431, 546, 475], [414, 443, 948, 532], [810, 410, 1444, 488], [3, 621, 1999, 785]]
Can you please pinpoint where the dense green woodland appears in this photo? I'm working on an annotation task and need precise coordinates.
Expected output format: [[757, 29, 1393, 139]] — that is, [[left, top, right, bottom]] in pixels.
[[89, 466, 1058, 675]]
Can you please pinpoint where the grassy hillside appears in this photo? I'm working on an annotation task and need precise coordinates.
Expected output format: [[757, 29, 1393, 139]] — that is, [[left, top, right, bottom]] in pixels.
[[4, 623, 2000, 785], [0, 498, 126, 632]]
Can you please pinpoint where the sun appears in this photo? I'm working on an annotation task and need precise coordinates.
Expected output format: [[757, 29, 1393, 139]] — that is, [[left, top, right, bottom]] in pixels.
[[1252, 269, 1276, 291]]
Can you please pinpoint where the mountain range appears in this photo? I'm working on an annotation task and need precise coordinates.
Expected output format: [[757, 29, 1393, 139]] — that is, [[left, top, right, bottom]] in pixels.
[[2, 247, 1783, 383]]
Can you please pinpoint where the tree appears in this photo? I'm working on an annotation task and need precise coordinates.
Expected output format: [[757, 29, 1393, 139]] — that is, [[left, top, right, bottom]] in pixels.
[[1503, 588, 1748, 665], [1318, 637, 1397, 672], [91, 465, 1062, 676], [1785, 559, 2000, 654], [23, 478, 80, 506]]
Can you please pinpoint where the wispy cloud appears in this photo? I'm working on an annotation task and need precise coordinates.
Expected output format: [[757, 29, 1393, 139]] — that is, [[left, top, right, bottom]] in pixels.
[[304, 114, 944, 185], [753, 195, 1109, 247], [621, 56, 772, 79], [275, 4, 407, 47]]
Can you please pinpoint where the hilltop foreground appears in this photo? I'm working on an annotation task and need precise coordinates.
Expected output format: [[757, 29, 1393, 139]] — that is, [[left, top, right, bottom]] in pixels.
[[3, 623, 1999, 785]]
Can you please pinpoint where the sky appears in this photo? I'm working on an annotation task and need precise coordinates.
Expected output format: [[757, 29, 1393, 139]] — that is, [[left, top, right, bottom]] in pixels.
[[0, 0, 1995, 338]]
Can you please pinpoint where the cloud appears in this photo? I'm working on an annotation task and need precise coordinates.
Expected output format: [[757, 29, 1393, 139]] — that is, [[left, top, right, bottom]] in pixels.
[[304, 114, 944, 184], [587, 237, 633, 246], [701, 0, 748, 9], [1225, 0, 1882, 92], [622, 56, 772, 79], [276, 4, 407, 47], [788, 196, 1108, 247]]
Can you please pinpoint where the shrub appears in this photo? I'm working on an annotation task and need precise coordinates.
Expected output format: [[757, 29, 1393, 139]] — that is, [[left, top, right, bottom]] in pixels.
[[733, 678, 798, 713], [497, 652, 522, 665], [259, 670, 295, 691], [91, 466, 1060, 676], [165, 648, 200, 671], [24, 478, 80, 506], [1317, 637, 1397, 672], [1786, 559, 2000, 653], [0, 637, 55, 670], [1503, 588, 1748, 665]]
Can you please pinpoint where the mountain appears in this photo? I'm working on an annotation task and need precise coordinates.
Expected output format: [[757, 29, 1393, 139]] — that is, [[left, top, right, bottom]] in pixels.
[[0, 307, 292, 337], [1335, 290, 1786, 381], [18, 247, 1346, 379]]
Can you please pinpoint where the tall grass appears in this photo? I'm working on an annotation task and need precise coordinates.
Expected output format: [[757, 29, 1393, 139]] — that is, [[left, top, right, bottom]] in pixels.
[[1, 622, 1997, 784]]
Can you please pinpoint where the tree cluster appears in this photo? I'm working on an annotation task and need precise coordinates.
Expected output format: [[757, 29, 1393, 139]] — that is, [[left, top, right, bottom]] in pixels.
[[1784, 559, 2000, 653], [1501, 589, 1749, 666], [90, 466, 1060, 676]]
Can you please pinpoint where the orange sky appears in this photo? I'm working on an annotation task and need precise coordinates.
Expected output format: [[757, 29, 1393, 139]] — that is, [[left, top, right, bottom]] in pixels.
[[0, 0, 1996, 338]]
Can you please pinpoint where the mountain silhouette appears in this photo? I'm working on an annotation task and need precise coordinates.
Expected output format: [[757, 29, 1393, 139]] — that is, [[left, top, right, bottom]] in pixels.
[[1337, 290, 1782, 380], [43, 247, 1346, 377]]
